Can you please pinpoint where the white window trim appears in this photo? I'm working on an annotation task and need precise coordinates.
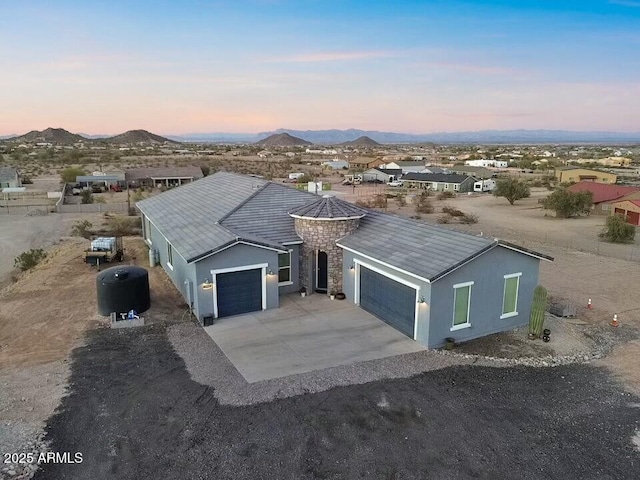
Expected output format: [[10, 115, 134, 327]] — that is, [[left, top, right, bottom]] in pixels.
[[501, 273, 522, 319], [278, 250, 292, 286], [166, 242, 174, 270], [143, 216, 152, 245], [451, 281, 473, 331]]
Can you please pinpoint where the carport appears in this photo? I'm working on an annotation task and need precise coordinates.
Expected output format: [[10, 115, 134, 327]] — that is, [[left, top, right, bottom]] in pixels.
[[204, 293, 424, 382]]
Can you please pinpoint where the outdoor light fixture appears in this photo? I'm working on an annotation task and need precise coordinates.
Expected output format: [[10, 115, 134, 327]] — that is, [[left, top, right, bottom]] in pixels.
[[349, 263, 355, 270], [267, 269, 275, 276], [418, 296, 426, 304], [202, 278, 213, 290]]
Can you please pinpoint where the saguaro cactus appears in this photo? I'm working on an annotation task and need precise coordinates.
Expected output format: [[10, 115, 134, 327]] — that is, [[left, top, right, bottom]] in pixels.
[[529, 285, 548, 338]]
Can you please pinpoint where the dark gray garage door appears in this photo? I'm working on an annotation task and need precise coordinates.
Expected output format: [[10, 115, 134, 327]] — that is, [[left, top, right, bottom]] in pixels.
[[216, 269, 262, 318], [359, 267, 416, 338]]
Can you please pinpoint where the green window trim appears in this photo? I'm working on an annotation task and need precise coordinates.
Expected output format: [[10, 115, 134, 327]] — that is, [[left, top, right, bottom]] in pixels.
[[451, 282, 473, 331], [501, 273, 521, 319]]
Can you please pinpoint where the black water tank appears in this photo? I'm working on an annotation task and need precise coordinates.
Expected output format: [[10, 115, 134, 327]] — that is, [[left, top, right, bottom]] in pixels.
[[96, 266, 150, 316]]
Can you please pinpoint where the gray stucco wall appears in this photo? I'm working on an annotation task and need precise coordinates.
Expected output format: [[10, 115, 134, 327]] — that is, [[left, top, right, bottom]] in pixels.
[[279, 244, 301, 295], [428, 246, 541, 348], [194, 243, 281, 320], [144, 215, 196, 312], [341, 249, 432, 346]]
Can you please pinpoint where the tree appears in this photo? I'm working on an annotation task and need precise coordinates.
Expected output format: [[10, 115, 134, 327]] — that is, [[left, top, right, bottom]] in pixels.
[[60, 167, 86, 183], [493, 178, 530, 205], [542, 189, 593, 218], [80, 189, 93, 204], [599, 214, 636, 243]]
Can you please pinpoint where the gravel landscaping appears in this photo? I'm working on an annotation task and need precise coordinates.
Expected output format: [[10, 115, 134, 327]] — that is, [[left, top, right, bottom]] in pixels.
[[33, 323, 640, 480]]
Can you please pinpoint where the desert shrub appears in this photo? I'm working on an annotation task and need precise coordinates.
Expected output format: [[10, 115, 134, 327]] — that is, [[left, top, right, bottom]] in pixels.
[[396, 193, 407, 207], [132, 189, 145, 202], [436, 215, 451, 224], [60, 167, 86, 183], [459, 213, 478, 224], [437, 191, 456, 200], [371, 194, 387, 209], [442, 205, 464, 217], [94, 196, 106, 204], [599, 214, 636, 243], [415, 191, 433, 213], [14, 248, 46, 271], [71, 220, 93, 239], [107, 215, 142, 235], [80, 190, 93, 204], [542, 189, 592, 218], [355, 199, 368, 207], [493, 178, 530, 205]]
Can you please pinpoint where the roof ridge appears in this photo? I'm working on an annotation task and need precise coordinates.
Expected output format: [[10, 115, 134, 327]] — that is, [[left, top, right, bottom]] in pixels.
[[218, 181, 270, 224]]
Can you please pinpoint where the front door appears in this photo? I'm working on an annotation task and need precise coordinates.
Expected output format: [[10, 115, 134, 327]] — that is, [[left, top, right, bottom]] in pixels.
[[316, 251, 328, 292]]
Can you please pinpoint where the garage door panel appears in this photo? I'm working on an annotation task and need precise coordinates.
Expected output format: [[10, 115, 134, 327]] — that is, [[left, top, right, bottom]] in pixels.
[[359, 267, 415, 338], [216, 269, 262, 318]]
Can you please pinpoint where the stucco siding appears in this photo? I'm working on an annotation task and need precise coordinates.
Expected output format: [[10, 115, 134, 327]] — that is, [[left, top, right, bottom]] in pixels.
[[428, 246, 540, 348], [194, 243, 280, 320], [342, 249, 432, 346], [145, 215, 196, 313]]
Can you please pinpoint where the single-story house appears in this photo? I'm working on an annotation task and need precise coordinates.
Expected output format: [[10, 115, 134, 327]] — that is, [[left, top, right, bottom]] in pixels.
[[555, 167, 617, 184], [401, 173, 476, 193], [421, 167, 449, 174], [465, 159, 509, 168], [448, 165, 494, 180], [361, 168, 402, 183], [76, 172, 125, 189], [0, 167, 21, 189], [321, 159, 350, 170], [348, 157, 385, 169], [125, 166, 204, 188], [137, 172, 552, 349], [610, 200, 640, 225], [384, 161, 426, 174], [567, 181, 640, 214]]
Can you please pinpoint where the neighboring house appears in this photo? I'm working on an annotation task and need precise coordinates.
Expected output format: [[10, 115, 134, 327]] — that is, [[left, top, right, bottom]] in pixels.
[[0, 167, 21, 189], [610, 200, 640, 225], [76, 172, 126, 188], [361, 168, 402, 183], [384, 161, 426, 174], [401, 173, 476, 193], [125, 166, 204, 187], [448, 165, 495, 180], [555, 167, 617, 184], [348, 157, 385, 169], [567, 181, 640, 214], [137, 172, 551, 348], [321, 159, 349, 170], [465, 159, 509, 168], [420, 167, 449, 174]]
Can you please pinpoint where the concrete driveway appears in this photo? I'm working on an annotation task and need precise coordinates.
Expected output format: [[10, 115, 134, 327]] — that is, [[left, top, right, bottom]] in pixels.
[[204, 293, 424, 382]]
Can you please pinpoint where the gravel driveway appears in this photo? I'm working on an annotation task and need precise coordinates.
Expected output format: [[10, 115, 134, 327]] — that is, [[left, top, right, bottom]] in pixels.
[[31, 324, 639, 480]]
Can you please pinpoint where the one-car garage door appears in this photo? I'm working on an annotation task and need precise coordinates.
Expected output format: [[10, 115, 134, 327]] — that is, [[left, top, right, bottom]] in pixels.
[[359, 266, 416, 338], [216, 268, 262, 318]]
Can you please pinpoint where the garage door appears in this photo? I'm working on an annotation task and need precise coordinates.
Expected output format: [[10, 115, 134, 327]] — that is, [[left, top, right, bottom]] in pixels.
[[627, 211, 640, 225], [216, 269, 262, 318], [359, 266, 416, 338]]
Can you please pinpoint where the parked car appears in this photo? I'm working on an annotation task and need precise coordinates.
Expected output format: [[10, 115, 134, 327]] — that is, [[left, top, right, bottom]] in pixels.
[[110, 184, 122, 192], [388, 180, 404, 187], [71, 187, 82, 195], [91, 184, 104, 193]]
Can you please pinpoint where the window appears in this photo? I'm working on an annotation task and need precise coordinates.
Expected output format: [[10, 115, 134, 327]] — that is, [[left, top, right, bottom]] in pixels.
[[278, 251, 291, 284], [452, 282, 473, 330], [143, 216, 152, 244], [501, 273, 521, 318], [167, 243, 173, 269]]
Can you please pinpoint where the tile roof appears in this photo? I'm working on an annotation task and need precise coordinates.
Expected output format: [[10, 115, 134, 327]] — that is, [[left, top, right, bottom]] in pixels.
[[336, 210, 497, 281], [289, 195, 368, 219], [220, 183, 317, 244], [374, 168, 403, 176], [567, 181, 639, 204], [136, 172, 270, 262], [391, 161, 426, 167], [402, 172, 472, 184]]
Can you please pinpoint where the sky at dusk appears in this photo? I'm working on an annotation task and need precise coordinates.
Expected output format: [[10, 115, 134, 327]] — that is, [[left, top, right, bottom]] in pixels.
[[1, 0, 639, 135]]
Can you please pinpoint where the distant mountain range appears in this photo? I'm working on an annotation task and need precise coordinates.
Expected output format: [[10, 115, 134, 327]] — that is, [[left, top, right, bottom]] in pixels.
[[170, 128, 640, 144], [4, 128, 178, 144]]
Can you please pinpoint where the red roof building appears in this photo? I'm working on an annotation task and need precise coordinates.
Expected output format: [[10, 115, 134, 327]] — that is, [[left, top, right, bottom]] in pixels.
[[566, 181, 640, 214]]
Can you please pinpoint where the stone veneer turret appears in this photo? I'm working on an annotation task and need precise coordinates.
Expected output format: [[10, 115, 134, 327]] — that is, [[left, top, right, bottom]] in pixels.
[[289, 195, 367, 295]]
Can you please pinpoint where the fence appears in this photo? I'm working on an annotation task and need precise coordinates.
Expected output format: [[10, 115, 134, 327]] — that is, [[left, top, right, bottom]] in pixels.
[[0, 204, 52, 216], [57, 202, 129, 214]]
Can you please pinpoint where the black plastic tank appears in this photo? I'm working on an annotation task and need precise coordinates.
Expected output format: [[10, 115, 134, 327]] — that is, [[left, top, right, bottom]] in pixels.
[[96, 266, 150, 316]]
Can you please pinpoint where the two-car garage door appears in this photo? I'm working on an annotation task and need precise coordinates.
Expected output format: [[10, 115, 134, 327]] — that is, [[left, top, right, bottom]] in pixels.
[[216, 268, 263, 318], [359, 266, 416, 338]]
